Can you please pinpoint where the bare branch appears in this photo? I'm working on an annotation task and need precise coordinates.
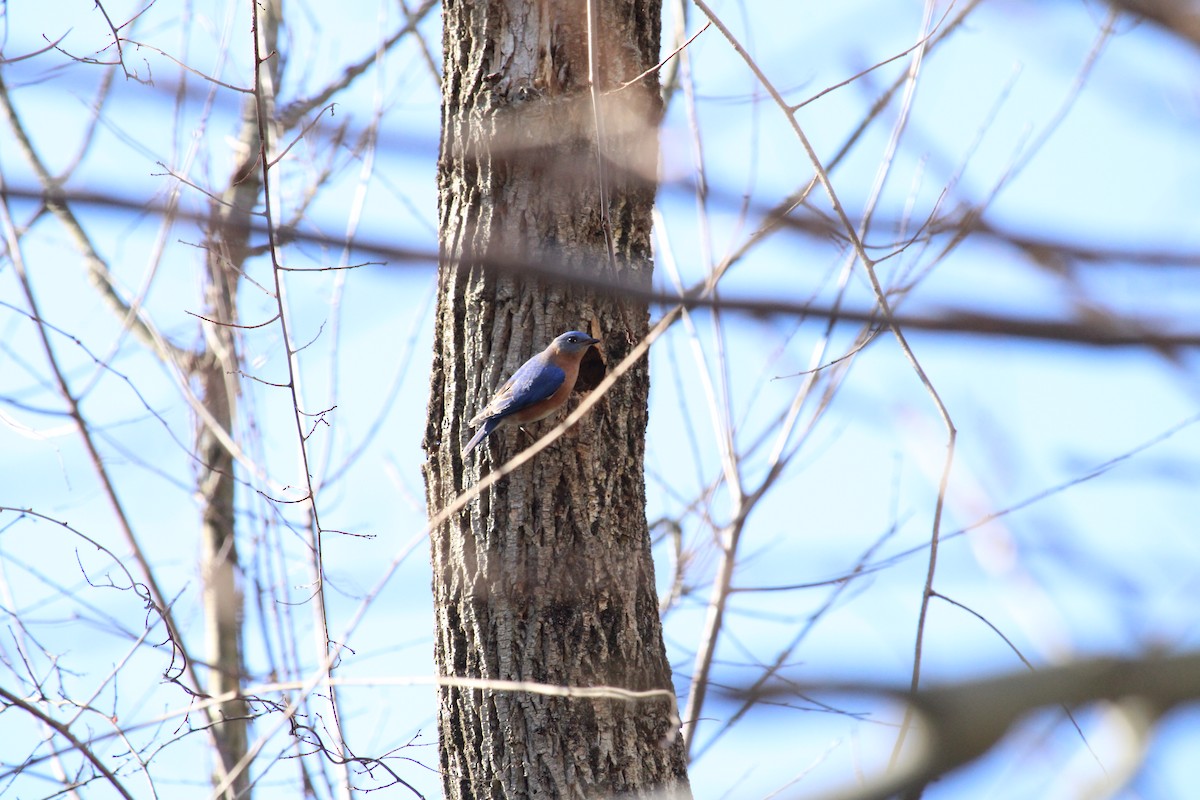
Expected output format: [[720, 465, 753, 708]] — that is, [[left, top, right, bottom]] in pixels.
[[0, 686, 138, 800], [742, 652, 1200, 800], [277, 0, 439, 129]]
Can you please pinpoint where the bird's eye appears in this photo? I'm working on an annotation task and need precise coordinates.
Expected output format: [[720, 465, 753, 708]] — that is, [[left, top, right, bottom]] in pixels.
[[568, 336, 578, 343]]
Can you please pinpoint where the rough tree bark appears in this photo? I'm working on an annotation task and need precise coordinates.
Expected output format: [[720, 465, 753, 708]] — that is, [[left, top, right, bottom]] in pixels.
[[423, 1, 692, 798]]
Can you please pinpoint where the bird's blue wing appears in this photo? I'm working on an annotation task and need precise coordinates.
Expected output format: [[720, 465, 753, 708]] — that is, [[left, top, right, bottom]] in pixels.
[[485, 357, 565, 419]]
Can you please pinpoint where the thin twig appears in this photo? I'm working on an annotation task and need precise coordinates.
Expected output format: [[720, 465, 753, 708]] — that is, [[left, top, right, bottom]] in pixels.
[[0, 686, 137, 800], [610, 21, 711, 93]]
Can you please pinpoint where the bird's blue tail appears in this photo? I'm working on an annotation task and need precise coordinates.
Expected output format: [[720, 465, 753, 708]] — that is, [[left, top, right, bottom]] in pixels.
[[461, 417, 500, 457]]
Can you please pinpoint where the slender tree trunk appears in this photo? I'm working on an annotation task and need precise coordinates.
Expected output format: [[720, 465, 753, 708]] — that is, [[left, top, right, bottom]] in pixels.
[[196, 3, 282, 796], [423, 1, 691, 798], [196, 281, 247, 800]]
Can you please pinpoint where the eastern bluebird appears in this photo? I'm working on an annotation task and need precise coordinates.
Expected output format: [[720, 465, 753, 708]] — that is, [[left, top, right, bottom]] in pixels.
[[462, 330, 602, 457]]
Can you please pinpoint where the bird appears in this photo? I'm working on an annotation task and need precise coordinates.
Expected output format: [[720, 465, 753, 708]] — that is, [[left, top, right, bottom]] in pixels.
[[462, 330, 601, 457]]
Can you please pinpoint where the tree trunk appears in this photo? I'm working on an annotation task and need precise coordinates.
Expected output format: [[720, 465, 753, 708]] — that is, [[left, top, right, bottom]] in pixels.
[[424, 1, 691, 798], [196, 3, 282, 796]]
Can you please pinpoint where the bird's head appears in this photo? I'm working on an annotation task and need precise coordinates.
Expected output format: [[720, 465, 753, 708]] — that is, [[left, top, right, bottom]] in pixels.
[[551, 330, 601, 355]]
